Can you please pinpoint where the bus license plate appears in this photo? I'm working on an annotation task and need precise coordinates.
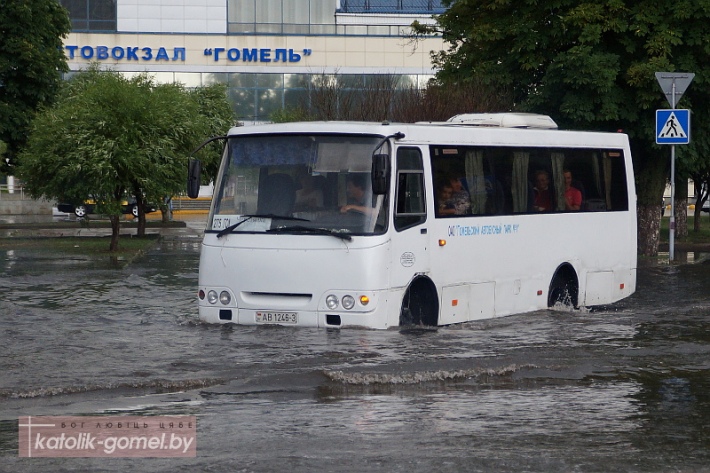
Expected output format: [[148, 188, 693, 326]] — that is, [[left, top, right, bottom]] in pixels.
[[256, 311, 298, 324]]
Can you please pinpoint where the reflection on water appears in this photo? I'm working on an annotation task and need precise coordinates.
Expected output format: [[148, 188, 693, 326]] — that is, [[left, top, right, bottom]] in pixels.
[[657, 251, 710, 264], [1, 238, 710, 472]]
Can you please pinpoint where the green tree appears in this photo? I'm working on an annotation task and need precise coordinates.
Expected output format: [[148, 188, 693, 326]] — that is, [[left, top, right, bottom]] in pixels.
[[189, 84, 236, 188], [0, 0, 70, 174], [18, 67, 233, 250], [414, 0, 710, 256]]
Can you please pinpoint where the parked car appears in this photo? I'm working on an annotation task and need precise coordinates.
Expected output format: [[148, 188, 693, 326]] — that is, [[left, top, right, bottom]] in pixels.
[[57, 198, 157, 218], [702, 199, 709, 213]]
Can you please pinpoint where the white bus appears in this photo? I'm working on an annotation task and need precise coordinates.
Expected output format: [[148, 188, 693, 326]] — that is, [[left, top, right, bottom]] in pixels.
[[189, 113, 636, 329]]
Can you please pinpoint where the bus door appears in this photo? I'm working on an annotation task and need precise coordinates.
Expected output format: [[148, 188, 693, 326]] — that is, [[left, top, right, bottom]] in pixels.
[[390, 147, 430, 290]]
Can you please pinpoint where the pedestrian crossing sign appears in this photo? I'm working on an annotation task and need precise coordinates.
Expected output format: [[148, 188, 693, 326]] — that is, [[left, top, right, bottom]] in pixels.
[[656, 109, 690, 144]]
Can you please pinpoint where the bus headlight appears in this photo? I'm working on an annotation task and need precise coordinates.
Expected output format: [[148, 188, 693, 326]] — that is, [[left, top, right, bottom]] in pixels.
[[207, 290, 218, 304], [219, 291, 231, 305], [342, 295, 355, 310], [326, 294, 339, 310]]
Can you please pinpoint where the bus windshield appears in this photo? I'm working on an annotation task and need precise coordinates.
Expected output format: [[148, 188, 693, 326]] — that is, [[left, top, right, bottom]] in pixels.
[[209, 134, 388, 236]]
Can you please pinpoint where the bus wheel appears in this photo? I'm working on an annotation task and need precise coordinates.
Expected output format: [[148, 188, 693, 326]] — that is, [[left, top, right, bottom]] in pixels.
[[399, 276, 439, 327], [74, 205, 87, 218], [547, 265, 579, 309]]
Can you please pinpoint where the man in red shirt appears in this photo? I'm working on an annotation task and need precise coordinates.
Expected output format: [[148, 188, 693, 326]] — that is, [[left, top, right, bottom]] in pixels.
[[533, 170, 553, 211]]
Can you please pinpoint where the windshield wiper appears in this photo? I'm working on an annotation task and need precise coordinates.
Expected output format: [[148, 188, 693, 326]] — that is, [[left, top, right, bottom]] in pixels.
[[266, 225, 353, 241], [216, 214, 309, 238]]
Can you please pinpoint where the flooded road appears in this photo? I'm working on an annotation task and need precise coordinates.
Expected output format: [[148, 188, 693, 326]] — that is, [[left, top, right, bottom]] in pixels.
[[1, 226, 710, 472]]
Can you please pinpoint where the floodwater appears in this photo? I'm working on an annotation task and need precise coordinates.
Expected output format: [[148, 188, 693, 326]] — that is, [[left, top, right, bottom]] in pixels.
[[1, 221, 710, 472]]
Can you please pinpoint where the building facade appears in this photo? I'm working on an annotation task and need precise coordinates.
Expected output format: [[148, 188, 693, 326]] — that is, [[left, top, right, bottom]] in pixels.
[[60, 0, 446, 123]]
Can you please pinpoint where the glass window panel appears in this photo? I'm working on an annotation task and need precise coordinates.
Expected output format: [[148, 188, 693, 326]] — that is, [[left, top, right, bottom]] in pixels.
[[345, 25, 367, 35], [255, 23, 283, 33], [283, 0, 310, 24], [310, 0, 332, 24], [204, 73, 229, 85], [257, 89, 285, 120], [71, 19, 88, 30], [367, 25, 390, 36], [61, 0, 88, 19], [229, 88, 256, 121], [418, 74, 435, 87], [285, 74, 310, 89], [152, 72, 175, 84], [256, 0, 282, 23], [90, 0, 115, 21], [282, 24, 310, 34], [256, 74, 283, 88], [229, 23, 257, 34], [339, 75, 365, 89], [174, 73, 202, 87], [228, 73, 256, 88], [62, 0, 116, 31], [88, 20, 115, 31], [363, 74, 398, 87], [396, 74, 418, 89], [228, 0, 255, 23], [119, 72, 140, 80], [310, 24, 336, 34], [284, 89, 308, 109]]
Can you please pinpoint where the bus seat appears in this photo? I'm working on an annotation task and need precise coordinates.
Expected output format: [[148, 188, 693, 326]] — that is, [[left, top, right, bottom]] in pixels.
[[585, 198, 607, 211], [258, 173, 296, 216]]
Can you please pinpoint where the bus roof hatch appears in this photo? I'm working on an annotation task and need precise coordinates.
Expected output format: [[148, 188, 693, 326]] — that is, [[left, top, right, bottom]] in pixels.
[[445, 113, 558, 129]]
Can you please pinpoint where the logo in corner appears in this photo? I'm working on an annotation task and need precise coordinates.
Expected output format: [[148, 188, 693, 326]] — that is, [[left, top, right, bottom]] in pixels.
[[400, 252, 415, 267]]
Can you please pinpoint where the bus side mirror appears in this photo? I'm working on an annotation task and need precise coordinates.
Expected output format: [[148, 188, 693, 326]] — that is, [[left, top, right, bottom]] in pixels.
[[371, 153, 390, 195], [187, 158, 201, 199]]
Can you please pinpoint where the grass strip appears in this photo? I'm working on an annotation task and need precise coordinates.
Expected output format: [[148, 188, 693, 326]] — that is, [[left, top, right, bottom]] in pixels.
[[0, 235, 159, 255]]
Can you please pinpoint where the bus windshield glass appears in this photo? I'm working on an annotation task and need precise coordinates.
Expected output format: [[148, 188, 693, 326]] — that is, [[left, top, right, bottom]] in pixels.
[[209, 134, 388, 236]]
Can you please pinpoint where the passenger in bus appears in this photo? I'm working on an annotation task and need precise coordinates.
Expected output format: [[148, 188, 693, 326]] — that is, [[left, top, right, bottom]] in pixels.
[[448, 176, 471, 215], [340, 174, 375, 216], [437, 182, 456, 216], [563, 169, 583, 211], [294, 173, 324, 210], [532, 170, 553, 212]]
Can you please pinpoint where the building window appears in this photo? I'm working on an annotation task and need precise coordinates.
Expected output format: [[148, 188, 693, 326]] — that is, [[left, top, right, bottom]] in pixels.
[[228, 0, 444, 35], [60, 0, 116, 32], [338, 0, 446, 13], [229, 0, 325, 35]]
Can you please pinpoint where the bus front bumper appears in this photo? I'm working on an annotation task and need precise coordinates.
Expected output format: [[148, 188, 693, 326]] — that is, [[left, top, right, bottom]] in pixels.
[[198, 306, 390, 329]]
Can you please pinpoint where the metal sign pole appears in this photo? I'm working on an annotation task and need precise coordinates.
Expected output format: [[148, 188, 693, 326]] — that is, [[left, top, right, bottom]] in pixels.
[[656, 72, 694, 261], [669, 83, 676, 261]]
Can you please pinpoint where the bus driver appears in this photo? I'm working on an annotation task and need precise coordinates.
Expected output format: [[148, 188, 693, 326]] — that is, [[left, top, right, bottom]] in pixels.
[[340, 174, 375, 216]]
